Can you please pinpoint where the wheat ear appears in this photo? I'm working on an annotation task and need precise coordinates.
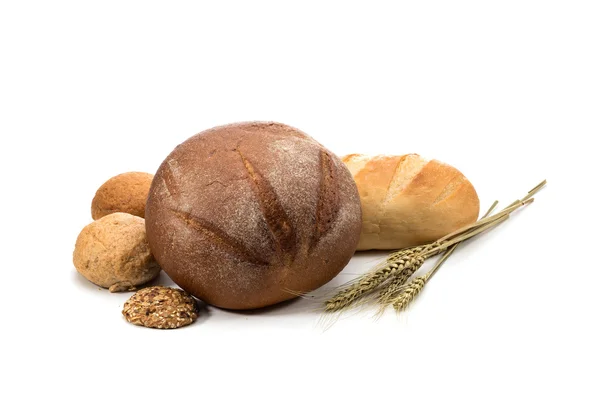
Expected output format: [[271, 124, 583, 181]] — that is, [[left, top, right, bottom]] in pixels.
[[377, 257, 425, 305], [387, 179, 546, 313], [324, 252, 423, 312], [323, 180, 546, 314], [384, 200, 499, 312], [391, 277, 427, 312]]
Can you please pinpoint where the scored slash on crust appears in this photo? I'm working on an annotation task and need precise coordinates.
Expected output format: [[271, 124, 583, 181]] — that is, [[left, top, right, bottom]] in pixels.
[[432, 173, 466, 206], [312, 150, 339, 247], [165, 145, 343, 272], [161, 159, 181, 197], [236, 147, 298, 264], [169, 209, 270, 266]]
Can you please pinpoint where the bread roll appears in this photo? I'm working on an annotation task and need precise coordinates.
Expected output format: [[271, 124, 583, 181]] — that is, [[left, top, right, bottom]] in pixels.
[[73, 212, 160, 292], [146, 122, 362, 310], [91, 172, 153, 220], [342, 154, 480, 250]]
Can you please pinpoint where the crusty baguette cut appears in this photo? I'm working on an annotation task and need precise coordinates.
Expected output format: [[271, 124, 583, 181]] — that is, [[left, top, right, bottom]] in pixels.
[[342, 153, 480, 250]]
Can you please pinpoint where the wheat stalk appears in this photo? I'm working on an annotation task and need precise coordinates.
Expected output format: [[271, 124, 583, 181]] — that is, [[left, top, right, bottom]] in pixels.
[[323, 244, 437, 312], [382, 200, 500, 312], [324, 252, 422, 312], [323, 180, 546, 314]]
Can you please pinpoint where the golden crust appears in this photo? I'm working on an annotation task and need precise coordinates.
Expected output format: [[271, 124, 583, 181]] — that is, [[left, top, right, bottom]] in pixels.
[[73, 212, 161, 290], [343, 154, 480, 250], [91, 172, 154, 220]]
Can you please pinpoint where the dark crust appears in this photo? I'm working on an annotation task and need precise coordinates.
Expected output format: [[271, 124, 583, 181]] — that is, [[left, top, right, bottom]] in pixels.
[[312, 150, 340, 246], [169, 208, 269, 266], [160, 161, 180, 198], [236, 147, 297, 265], [145, 121, 362, 309]]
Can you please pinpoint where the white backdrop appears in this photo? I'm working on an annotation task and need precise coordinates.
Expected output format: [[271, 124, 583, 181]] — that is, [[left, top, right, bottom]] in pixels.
[[1, 1, 598, 399]]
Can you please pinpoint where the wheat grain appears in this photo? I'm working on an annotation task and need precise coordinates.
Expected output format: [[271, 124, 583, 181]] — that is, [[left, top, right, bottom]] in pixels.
[[377, 257, 425, 305], [391, 277, 426, 312]]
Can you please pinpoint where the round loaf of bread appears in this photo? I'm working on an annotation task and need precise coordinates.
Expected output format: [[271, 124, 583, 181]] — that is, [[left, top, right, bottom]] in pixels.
[[342, 154, 480, 251], [145, 122, 362, 310]]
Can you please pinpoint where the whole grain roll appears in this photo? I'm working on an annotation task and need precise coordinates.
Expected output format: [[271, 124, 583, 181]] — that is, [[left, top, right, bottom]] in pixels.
[[146, 122, 362, 310], [73, 212, 160, 291], [91, 172, 153, 220], [342, 154, 480, 250]]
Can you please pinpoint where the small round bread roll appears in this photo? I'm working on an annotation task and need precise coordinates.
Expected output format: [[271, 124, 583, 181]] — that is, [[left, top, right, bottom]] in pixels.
[[91, 172, 153, 220], [73, 212, 160, 292]]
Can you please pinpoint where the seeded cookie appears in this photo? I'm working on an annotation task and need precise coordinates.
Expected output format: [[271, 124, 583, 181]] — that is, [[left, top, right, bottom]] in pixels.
[[122, 287, 199, 329]]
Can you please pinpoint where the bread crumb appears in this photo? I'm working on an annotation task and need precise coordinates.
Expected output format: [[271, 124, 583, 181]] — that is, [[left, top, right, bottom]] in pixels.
[[109, 281, 136, 292]]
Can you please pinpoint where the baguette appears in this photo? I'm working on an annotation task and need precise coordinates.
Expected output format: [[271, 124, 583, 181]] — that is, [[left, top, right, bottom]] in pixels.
[[342, 154, 480, 250]]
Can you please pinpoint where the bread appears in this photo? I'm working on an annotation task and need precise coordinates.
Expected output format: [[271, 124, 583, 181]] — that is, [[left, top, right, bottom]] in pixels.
[[73, 212, 161, 292], [145, 122, 362, 310], [342, 154, 480, 251], [91, 172, 154, 220]]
